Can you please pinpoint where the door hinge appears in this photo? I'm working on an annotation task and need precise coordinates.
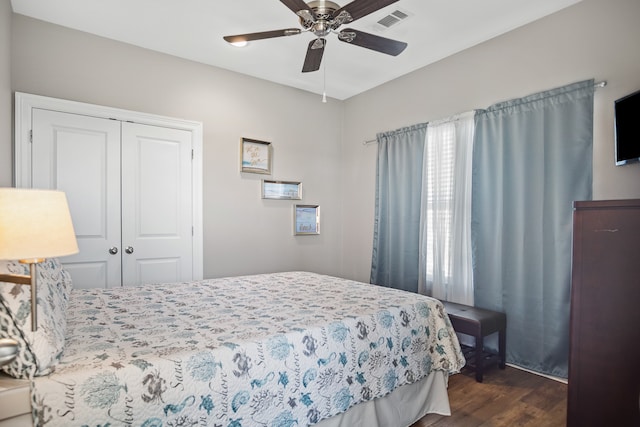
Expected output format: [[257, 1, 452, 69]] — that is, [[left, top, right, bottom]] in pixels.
[[29, 130, 33, 143], [191, 149, 194, 160], [192, 226, 194, 236]]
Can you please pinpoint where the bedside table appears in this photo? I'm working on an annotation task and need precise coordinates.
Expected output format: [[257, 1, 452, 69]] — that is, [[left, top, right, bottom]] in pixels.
[[0, 374, 31, 427]]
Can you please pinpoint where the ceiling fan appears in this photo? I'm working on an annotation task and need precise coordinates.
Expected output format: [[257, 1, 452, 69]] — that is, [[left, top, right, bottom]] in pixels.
[[223, 0, 408, 73]]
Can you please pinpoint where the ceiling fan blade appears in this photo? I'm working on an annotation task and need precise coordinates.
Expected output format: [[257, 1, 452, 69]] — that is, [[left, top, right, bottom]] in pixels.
[[302, 38, 326, 73], [280, 0, 316, 21], [223, 28, 301, 44], [338, 28, 407, 56], [333, 0, 399, 23]]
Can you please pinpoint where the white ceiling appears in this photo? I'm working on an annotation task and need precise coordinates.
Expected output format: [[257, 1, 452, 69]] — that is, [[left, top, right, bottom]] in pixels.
[[11, 0, 582, 100]]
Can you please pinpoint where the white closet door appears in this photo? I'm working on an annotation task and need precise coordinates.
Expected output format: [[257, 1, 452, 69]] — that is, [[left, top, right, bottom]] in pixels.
[[120, 122, 193, 286], [31, 108, 122, 289]]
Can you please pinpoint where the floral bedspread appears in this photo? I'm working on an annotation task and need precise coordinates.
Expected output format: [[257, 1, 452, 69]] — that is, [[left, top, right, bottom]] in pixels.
[[31, 272, 464, 427]]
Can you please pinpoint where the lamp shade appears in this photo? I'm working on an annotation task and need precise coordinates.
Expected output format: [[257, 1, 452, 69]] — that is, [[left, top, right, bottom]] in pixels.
[[0, 188, 79, 261]]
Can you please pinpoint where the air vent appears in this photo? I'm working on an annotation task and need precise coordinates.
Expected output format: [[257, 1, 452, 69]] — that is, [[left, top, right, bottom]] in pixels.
[[377, 9, 409, 29]]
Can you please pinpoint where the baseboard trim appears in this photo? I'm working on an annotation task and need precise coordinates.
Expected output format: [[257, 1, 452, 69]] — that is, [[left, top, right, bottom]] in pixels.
[[506, 363, 568, 384]]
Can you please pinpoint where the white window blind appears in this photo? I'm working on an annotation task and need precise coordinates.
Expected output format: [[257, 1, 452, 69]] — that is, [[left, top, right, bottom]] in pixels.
[[419, 112, 475, 305], [424, 123, 455, 282]]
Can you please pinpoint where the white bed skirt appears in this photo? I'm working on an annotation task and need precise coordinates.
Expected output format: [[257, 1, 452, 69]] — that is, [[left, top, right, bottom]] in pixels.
[[316, 370, 451, 427]]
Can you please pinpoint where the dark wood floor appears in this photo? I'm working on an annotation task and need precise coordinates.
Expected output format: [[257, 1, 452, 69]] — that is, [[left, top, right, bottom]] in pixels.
[[411, 366, 567, 427]]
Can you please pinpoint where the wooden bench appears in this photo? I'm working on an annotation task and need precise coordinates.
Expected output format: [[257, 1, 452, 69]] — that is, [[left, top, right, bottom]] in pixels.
[[442, 301, 506, 382]]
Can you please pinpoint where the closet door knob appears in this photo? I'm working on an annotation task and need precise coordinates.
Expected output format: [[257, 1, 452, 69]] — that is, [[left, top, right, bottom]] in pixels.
[[125, 246, 134, 254], [108, 247, 118, 255]]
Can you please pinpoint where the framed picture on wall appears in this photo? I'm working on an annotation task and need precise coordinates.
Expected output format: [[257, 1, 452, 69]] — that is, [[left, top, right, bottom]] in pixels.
[[294, 204, 320, 235], [240, 138, 272, 174], [262, 180, 302, 200]]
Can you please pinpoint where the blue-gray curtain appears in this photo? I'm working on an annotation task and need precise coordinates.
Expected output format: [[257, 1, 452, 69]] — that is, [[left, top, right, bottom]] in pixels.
[[370, 124, 427, 292], [472, 80, 594, 378]]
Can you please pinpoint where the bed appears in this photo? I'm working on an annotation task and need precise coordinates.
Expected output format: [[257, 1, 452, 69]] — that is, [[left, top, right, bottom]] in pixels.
[[0, 259, 464, 427]]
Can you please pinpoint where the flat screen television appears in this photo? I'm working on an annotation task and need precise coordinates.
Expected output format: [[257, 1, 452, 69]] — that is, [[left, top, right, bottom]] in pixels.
[[614, 89, 640, 165]]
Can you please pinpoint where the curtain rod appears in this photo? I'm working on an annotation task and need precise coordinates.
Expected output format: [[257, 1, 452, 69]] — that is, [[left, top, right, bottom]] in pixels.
[[362, 80, 608, 145]]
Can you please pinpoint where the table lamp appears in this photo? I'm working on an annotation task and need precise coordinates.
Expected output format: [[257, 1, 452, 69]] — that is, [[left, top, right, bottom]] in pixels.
[[0, 188, 78, 366]]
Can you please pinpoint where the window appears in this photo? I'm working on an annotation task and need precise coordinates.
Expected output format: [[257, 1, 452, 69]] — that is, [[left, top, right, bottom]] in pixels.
[[424, 123, 455, 281], [419, 113, 474, 305]]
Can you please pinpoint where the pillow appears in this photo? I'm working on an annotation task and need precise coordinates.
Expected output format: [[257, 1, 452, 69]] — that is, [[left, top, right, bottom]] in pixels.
[[0, 258, 72, 379]]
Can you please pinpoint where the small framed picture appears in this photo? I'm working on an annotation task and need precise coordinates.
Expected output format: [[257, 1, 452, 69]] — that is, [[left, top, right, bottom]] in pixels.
[[240, 138, 272, 174], [262, 180, 302, 200], [294, 204, 320, 235]]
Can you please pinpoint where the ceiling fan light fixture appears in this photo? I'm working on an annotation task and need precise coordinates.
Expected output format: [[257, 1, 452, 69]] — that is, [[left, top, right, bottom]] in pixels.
[[224, 0, 406, 73], [229, 40, 248, 47], [307, 0, 341, 18]]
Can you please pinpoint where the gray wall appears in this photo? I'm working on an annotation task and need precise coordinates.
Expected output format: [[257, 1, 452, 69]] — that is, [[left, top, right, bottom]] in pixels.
[[9, 14, 345, 279], [0, 0, 10, 187], [341, 0, 640, 282]]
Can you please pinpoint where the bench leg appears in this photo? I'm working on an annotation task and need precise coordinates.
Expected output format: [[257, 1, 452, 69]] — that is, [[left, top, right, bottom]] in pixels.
[[498, 328, 506, 369], [475, 334, 484, 383]]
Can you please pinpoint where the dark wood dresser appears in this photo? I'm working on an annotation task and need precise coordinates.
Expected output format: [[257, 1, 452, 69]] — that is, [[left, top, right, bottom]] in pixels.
[[568, 199, 640, 426]]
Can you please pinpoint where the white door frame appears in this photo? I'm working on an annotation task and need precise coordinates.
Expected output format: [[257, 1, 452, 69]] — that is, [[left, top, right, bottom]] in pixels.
[[14, 92, 204, 281]]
